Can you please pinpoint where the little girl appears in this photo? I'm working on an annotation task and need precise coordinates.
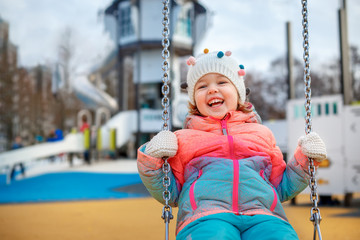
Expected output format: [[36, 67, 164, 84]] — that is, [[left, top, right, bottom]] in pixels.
[[137, 49, 327, 239]]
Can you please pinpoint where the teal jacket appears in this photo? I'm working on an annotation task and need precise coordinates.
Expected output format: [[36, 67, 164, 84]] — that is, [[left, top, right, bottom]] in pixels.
[[137, 111, 313, 234]]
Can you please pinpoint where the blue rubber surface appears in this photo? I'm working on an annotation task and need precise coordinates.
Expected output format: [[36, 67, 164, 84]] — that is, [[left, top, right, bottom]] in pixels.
[[0, 172, 144, 204]]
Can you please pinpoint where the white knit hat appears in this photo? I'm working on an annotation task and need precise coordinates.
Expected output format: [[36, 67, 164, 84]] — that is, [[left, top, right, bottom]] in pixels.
[[186, 49, 246, 105]]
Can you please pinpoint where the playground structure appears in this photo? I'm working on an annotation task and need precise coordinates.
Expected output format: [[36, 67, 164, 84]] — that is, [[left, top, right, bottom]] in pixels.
[[2, 95, 359, 204], [0, 133, 84, 184], [0, 106, 164, 184], [0, 71, 122, 184], [0, 2, 357, 240], [287, 94, 360, 205], [73, 75, 118, 113]]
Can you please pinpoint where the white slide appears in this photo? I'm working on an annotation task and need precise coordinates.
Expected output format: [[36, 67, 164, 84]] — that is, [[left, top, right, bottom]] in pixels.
[[0, 133, 84, 169], [73, 75, 118, 112]]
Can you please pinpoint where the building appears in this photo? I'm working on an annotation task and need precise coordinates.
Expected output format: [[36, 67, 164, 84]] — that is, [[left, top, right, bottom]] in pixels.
[[0, 16, 18, 151], [101, 0, 209, 148], [0, 16, 84, 151]]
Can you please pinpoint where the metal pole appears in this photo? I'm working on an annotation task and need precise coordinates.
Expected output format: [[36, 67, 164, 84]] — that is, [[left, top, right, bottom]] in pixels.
[[286, 21, 295, 100], [113, 9, 124, 112], [135, 48, 141, 151], [135, 0, 142, 152], [339, 0, 352, 105]]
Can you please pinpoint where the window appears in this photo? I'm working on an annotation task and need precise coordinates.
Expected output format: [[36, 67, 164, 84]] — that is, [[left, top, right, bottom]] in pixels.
[[140, 83, 161, 109], [325, 103, 329, 115], [302, 105, 306, 118], [119, 6, 134, 37], [311, 105, 315, 117], [293, 105, 298, 119], [175, 7, 192, 38]]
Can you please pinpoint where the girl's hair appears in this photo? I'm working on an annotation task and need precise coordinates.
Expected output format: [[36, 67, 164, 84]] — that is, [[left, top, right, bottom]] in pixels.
[[188, 100, 253, 116]]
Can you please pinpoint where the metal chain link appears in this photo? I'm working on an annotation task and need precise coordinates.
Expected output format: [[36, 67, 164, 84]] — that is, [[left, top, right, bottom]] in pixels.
[[161, 0, 170, 132], [161, 158, 173, 233], [302, 1, 322, 240], [161, 1, 173, 240]]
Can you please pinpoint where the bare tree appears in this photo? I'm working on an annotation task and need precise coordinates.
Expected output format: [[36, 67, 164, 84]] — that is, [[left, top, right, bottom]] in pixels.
[[247, 54, 343, 121], [245, 71, 269, 120], [54, 26, 84, 131], [0, 22, 15, 149], [57, 27, 75, 93], [246, 57, 289, 120]]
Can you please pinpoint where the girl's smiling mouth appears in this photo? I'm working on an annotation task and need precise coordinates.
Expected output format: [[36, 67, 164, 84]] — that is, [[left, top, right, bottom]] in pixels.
[[208, 98, 224, 107]]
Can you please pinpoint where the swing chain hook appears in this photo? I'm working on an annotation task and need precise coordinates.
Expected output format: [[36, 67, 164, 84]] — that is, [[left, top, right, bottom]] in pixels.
[[161, 1, 173, 240], [302, 1, 322, 240]]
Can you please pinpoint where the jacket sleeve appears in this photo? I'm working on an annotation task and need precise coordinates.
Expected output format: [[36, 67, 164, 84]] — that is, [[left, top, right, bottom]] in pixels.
[[274, 146, 320, 202], [137, 144, 181, 207]]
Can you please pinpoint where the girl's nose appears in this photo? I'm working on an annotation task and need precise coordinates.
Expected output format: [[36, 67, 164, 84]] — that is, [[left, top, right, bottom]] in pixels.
[[208, 85, 219, 94]]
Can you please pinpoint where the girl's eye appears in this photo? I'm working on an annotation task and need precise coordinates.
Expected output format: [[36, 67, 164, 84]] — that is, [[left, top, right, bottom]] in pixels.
[[219, 81, 227, 85], [197, 85, 206, 89]]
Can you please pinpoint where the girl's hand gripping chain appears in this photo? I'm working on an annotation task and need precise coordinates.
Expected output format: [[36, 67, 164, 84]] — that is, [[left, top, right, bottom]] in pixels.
[[298, 132, 327, 162], [145, 130, 178, 159]]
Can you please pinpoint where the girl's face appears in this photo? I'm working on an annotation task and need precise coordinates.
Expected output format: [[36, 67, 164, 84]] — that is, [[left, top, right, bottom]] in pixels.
[[194, 73, 238, 119]]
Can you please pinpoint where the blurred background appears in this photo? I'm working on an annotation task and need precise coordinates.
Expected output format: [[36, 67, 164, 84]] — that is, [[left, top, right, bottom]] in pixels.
[[0, 0, 359, 239]]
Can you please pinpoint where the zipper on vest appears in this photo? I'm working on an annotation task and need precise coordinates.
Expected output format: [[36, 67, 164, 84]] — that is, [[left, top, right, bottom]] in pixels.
[[221, 119, 228, 135], [220, 116, 239, 214]]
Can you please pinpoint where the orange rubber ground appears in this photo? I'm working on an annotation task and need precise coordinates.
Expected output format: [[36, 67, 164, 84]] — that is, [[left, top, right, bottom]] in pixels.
[[0, 194, 359, 240]]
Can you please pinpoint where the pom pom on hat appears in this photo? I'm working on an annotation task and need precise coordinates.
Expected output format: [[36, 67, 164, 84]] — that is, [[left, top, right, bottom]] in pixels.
[[203, 48, 209, 54], [186, 56, 196, 66], [238, 64, 245, 76], [225, 51, 232, 56], [238, 69, 245, 76], [217, 51, 224, 58]]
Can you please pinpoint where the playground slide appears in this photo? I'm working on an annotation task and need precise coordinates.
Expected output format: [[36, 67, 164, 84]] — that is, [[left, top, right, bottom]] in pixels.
[[101, 110, 137, 149], [73, 75, 118, 113], [0, 108, 163, 172], [0, 75, 119, 180], [0, 133, 84, 169]]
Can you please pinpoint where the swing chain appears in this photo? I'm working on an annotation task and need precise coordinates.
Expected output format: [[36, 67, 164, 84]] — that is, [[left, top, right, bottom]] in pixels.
[[161, 157, 173, 239], [161, 0, 170, 132], [302, 0, 312, 135], [302, 1, 322, 240], [161, 157, 173, 221], [161, 1, 173, 239]]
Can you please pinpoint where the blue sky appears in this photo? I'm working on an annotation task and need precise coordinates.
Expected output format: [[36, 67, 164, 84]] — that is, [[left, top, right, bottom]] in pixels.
[[0, 0, 359, 73]]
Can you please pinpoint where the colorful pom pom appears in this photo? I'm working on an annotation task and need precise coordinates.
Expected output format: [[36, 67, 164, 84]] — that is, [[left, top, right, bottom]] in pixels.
[[225, 51, 232, 56], [239, 64, 245, 69], [217, 51, 224, 58], [238, 69, 246, 76], [186, 56, 196, 66], [204, 48, 209, 54]]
